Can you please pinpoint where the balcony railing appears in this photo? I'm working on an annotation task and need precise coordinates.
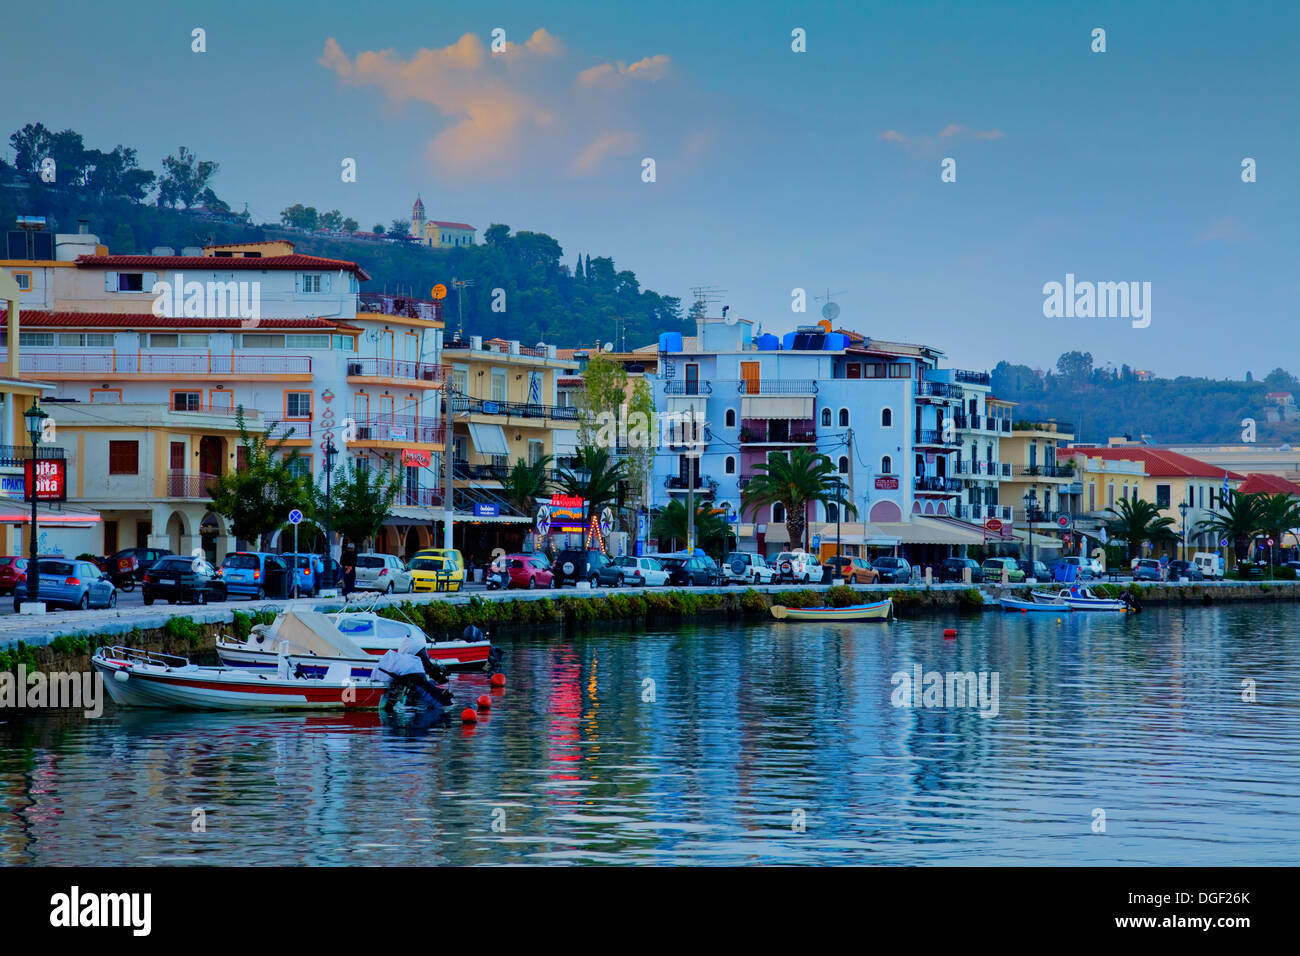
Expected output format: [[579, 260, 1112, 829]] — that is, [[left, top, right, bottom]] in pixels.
[[165, 472, 217, 498], [402, 487, 444, 507], [915, 429, 960, 447], [354, 417, 445, 444], [1014, 420, 1075, 434], [358, 292, 442, 322], [455, 463, 508, 481], [346, 358, 448, 383], [915, 476, 962, 493], [916, 381, 965, 400], [451, 396, 578, 421], [998, 418, 1012, 433], [265, 419, 312, 439], [665, 475, 713, 491], [1014, 463, 1075, 478], [0, 445, 65, 468], [664, 381, 712, 395], [954, 460, 1004, 477], [736, 379, 818, 395], [12, 352, 313, 376], [955, 370, 991, 386]]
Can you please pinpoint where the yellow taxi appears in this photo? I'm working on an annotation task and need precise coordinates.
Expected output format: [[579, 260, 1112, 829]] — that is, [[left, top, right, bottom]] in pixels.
[[410, 549, 465, 592]]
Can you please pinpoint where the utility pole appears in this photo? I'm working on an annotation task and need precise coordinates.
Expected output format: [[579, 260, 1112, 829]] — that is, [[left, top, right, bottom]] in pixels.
[[442, 361, 455, 549]]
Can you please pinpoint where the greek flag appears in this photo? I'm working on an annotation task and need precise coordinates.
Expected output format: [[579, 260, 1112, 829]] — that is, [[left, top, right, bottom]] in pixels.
[[528, 371, 541, 404], [1222, 472, 1230, 499]]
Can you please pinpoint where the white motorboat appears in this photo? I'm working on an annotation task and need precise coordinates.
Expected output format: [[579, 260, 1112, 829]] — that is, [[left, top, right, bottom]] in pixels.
[[92, 642, 388, 711], [1033, 586, 1132, 612]]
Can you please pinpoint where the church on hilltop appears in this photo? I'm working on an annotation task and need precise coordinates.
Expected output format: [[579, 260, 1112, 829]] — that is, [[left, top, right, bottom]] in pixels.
[[409, 196, 477, 248]]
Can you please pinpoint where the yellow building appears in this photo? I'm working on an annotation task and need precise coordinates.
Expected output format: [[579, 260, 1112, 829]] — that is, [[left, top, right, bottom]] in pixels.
[[999, 419, 1080, 557]]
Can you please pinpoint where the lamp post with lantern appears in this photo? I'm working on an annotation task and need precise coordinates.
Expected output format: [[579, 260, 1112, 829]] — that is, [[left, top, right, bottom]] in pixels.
[[24, 400, 49, 611]]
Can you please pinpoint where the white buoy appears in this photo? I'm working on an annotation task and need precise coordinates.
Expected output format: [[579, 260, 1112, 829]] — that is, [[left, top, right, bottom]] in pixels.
[[113, 670, 129, 682]]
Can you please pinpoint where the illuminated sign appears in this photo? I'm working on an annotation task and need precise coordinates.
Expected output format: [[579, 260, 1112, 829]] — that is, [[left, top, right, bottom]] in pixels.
[[24, 459, 67, 501], [548, 494, 586, 532], [401, 449, 431, 468]]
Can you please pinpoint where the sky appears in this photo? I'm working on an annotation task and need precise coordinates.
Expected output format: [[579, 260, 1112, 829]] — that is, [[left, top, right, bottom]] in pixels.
[[5, 0, 1298, 378]]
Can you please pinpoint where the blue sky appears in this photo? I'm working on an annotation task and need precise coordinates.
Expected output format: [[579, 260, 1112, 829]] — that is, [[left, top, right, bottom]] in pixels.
[[6, 0, 1297, 377]]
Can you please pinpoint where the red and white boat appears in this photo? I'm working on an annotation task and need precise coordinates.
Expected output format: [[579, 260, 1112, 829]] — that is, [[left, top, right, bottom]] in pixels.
[[92, 644, 388, 711], [216, 607, 492, 675]]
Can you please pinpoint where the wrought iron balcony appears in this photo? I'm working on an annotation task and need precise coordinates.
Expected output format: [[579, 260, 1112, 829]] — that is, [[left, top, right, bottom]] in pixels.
[[735, 379, 818, 395]]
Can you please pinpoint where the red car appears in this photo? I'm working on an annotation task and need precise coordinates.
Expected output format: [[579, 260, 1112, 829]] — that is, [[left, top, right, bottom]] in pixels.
[[506, 554, 555, 589], [0, 556, 28, 595]]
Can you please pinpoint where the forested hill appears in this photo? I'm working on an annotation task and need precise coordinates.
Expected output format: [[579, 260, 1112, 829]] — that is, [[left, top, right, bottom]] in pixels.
[[992, 352, 1300, 445], [0, 122, 686, 348]]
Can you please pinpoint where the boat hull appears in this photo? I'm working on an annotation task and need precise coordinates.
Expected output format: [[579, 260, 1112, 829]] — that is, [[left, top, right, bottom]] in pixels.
[[771, 600, 892, 621], [999, 597, 1071, 612], [92, 656, 387, 711]]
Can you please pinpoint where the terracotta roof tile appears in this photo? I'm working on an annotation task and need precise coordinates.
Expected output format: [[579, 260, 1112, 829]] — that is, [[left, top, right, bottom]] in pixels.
[[75, 253, 371, 281]]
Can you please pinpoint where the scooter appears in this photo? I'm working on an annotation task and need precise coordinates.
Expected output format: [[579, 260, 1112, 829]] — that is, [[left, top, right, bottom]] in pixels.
[[109, 556, 137, 591], [485, 568, 509, 590]]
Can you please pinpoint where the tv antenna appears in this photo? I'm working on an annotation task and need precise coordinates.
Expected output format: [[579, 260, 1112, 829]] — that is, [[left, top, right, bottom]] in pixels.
[[815, 288, 847, 323], [689, 285, 726, 321], [451, 277, 477, 336]]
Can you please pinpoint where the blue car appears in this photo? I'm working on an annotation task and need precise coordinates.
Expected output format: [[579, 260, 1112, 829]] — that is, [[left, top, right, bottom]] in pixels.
[[281, 552, 325, 597], [218, 552, 292, 600], [13, 557, 117, 612]]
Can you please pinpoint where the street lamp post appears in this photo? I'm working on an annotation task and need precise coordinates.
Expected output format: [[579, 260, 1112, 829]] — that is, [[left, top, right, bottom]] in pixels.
[[24, 400, 48, 611], [1023, 488, 1038, 572], [323, 435, 338, 589], [835, 476, 843, 574], [1179, 501, 1189, 564]]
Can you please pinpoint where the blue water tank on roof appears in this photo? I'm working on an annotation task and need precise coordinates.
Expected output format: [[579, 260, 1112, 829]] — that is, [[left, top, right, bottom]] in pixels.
[[824, 332, 848, 350], [658, 331, 682, 352], [757, 333, 780, 351], [781, 332, 797, 350]]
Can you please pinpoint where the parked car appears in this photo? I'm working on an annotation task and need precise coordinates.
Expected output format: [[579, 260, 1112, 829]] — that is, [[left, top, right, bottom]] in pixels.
[[1192, 552, 1224, 579], [938, 557, 981, 583], [598, 555, 670, 587], [354, 553, 414, 593], [722, 551, 776, 585], [412, 549, 466, 587], [1052, 556, 1100, 580], [13, 558, 117, 612], [981, 558, 1026, 583], [498, 553, 553, 589], [1166, 560, 1204, 581], [280, 552, 325, 597], [872, 556, 912, 584], [773, 550, 819, 584], [218, 552, 293, 599], [656, 553, 723, 587], [409, 555, 463, 592], [0, 556, 27, 595], [826, 555, 880, 584], [108, 547, 174, 585], [554, 549, 611, 587], [1017, 559, 1051, 581], [143, 555, 228, 605], [1132, 558, 1163, 582]]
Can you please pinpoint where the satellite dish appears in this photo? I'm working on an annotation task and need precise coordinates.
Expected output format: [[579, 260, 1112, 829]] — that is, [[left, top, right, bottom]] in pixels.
[[603, 342, 614, 352], [821, 301, 841, 322], [535, 342, 545, 351]]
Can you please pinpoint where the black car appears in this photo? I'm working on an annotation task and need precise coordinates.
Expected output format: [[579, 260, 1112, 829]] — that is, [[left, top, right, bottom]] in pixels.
[[554, 549, 611, 587], [143, 555, 228, 605], [109, 547, 174, 582], [657, 554, 722, 587], [1166, 560, 1204, 581], [1017, 559, 1050, 580], [872, 557, 912, 584], [938, 557, 981, 582]]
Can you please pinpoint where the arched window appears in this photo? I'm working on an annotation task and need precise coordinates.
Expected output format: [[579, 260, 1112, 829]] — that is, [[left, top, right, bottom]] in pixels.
[[838, 455, 849, 474], [725, 456, 736, 474], [827, 502, 840, 522], [772, 502, 786, 524], [725, 408, 736, 428], [881, 408, 893, 427], [821, 407, 832, 428], [881, 455, 893, 474], [838, 408, 849, 428]]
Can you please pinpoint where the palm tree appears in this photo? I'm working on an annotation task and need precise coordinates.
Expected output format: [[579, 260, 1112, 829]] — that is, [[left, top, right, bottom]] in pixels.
[[555, 445, 627, 547], [500, 454, 553, 519], [652, 499, 731, 556], [1193, 491, 1265, 565], [1256, 493, 1300, 562], [741, 448, 856, 551], [1104, 496, 1178, 560]]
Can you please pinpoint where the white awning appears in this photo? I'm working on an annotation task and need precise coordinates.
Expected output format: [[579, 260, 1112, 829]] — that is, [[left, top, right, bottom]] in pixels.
[[741, 396, 814, 420], [868, 518, 988, 546], [552, 430, 579, 456], [468, 422, 509, 457]]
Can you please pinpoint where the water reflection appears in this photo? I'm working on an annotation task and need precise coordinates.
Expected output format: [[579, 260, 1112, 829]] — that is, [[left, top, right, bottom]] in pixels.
[[2, 604, 1297, 865]]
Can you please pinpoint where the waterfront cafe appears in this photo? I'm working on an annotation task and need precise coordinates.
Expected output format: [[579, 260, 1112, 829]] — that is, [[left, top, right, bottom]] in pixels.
[[807, 516, 1015, 570]]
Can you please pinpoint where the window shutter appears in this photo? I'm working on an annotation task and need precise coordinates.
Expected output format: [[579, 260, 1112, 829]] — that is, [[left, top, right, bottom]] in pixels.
[[143, 272, 157, 290], [105, 271, 117, 292], [294, 273, 301, 293], [323, 273, 332, 293]]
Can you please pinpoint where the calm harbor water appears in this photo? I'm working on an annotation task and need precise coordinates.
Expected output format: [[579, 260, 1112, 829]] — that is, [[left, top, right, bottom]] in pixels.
[[2, 603, 1298, 865]]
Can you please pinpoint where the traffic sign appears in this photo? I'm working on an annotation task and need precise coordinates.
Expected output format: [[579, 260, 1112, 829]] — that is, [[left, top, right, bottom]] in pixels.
[[1220, 538, 1229, 547], [288, 509, 303, 525], [1267, 537, 1275, 546], [1057, 514, 1070, 528]]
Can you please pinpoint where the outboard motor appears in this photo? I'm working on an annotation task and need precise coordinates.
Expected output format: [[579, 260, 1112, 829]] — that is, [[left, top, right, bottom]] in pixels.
[[463, 625, 485, 642]]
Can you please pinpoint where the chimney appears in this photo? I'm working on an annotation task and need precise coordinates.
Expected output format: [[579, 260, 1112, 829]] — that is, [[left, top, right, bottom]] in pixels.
[[508, 340, 520, 356], [470, 335, 483, 351], [77, 218, 89, 235]]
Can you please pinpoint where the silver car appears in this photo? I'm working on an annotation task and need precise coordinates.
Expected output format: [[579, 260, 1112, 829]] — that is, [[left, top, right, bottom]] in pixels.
[[354, 553, 413, 593]]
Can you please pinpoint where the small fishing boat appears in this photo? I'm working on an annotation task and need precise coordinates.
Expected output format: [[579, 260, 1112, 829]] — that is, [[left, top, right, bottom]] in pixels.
[[999, 595, 1072, 612], [216, 606, 492, 675], [92, 644, 388, 711], [1035, 586, 1132, 612], [770, 599, 892, 621]]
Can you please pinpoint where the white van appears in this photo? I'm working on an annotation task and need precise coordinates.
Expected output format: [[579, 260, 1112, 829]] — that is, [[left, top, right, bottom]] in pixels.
[[1192, 552, 1224, 579]]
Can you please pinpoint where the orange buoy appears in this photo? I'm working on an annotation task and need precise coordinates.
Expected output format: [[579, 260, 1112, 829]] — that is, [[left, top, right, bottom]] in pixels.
[[943, 627, 957, 638], [476, 694, 492, 709], [489, 672, 506, 687], [461, 708, 478, 723]]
